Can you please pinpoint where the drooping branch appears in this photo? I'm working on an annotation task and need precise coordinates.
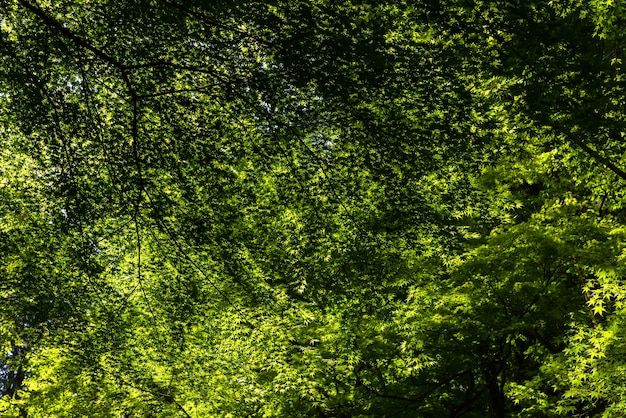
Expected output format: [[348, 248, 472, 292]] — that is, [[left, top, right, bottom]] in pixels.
[[17, 0, 136, 96], [18, 0, 123, 69]]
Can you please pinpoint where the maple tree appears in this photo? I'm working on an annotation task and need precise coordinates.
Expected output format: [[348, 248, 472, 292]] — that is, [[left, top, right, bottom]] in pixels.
[[1, 0, 626, 416]]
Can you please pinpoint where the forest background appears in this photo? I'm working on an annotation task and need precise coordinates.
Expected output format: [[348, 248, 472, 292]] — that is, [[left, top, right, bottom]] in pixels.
[[1, 0, 626, 416]]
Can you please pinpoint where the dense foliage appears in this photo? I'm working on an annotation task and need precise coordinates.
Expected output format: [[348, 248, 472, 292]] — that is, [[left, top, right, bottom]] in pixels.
[[1, 0, 626, 416]]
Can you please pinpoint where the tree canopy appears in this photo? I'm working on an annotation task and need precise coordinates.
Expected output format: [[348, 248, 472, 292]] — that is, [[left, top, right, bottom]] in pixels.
[[1, 0, 626, 416]]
